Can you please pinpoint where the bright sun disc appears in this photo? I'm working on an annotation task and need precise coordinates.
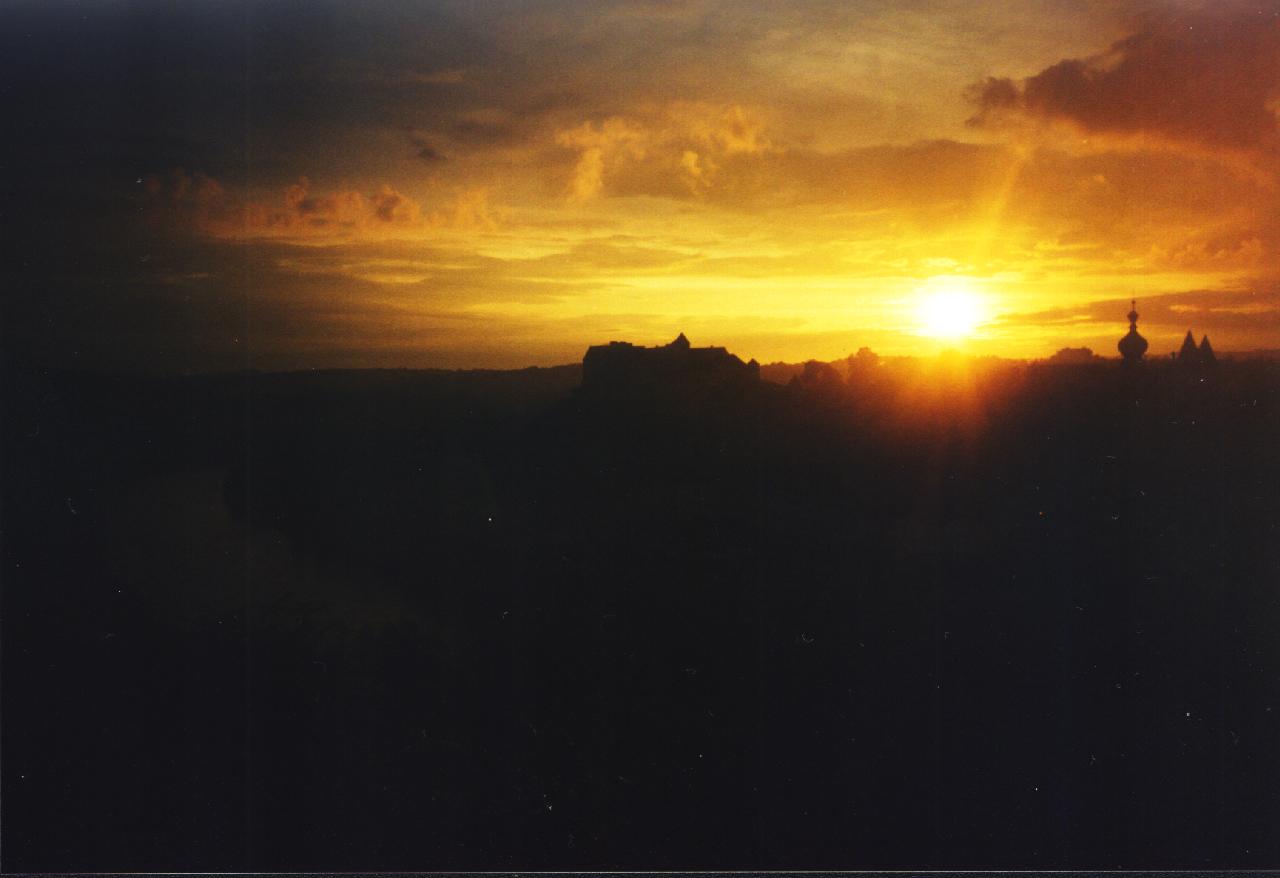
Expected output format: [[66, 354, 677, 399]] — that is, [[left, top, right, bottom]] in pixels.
[[915, 278, 987, 339]]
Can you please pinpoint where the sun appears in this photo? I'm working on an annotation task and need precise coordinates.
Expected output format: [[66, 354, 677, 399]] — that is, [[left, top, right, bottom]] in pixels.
[[914, 276, 989, 339]]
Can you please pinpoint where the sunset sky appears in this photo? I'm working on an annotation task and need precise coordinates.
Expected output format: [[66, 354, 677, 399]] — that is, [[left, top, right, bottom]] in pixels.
[[7, 0, 1280, 370]]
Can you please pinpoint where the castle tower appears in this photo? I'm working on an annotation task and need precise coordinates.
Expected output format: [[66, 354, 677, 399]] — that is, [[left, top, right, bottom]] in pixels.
[[1118, 300, 1149, 364]]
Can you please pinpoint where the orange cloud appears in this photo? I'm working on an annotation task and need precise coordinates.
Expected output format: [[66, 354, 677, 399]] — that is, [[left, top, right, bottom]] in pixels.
[[556, 117, 650, 201], [141, 170, 511, 245], [245, 176, 421, 237], [430, 187, 501, 232], [553, 103, 773, 201]]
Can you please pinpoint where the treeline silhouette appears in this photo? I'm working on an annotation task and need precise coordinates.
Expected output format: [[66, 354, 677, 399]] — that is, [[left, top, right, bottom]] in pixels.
[[4, 352, 1279, 870]]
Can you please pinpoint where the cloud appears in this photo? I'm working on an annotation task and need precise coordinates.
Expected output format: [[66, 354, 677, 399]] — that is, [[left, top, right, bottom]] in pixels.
[[1001, 287, 1280, 349], [553, 103, 774, 201], [556, 116, 650, 201], [141, 168, 232, 229], [353, 67, 467, 86], [1146, 236, 1266, 272], [967, 2, 1280, 159], [673, 102, 771, 156], [371, 185, 420, 223], [449, 108, 523, 145], [239, 176, 423, 238], [140, 170, 513, 244], [436, 187, 500, 232], [406, 129, 448, 162]]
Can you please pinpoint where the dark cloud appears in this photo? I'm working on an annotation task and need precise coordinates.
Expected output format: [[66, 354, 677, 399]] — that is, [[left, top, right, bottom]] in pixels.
[[416, 144, 447, 162], [449, 114, 523, 146], [404, 129, 448, 162], [237, 177, 424, 237], [968, 2, 1280, 156], [140, 169, 232, 234]]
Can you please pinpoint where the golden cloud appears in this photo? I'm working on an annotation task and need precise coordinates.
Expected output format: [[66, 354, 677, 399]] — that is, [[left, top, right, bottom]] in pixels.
[[553, 102, 773, 201]]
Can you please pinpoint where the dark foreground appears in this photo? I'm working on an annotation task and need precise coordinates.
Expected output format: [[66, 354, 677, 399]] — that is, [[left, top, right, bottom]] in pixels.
[[4, 356, 1279, 870]]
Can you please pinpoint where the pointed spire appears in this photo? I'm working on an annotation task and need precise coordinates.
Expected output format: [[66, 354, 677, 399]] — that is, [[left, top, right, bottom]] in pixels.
[[1179, 330, 1198, 361], [670, 332, 691, 350], [1199, 334, 1216, 364]]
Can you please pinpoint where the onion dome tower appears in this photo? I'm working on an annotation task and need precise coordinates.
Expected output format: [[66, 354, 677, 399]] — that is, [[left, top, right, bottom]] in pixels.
[[1118, 299, 1149, 364]]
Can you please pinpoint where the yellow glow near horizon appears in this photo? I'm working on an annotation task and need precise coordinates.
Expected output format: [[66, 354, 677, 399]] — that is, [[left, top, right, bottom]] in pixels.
[[91, 0, 1280, 373], [914, 277, 990, 340]]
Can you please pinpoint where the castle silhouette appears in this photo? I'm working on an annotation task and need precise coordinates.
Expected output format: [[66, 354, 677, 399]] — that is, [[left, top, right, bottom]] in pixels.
[[582, 332, 760, 394]]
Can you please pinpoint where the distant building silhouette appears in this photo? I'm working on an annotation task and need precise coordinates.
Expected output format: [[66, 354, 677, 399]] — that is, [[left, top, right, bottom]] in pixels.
[[1046, 346, 1099, 365], [582, 333, 759, 395], [1179, 329, 1199, 362], [1175, 329, 1217, 371], [1199, 334, 1216, 364], [1118, 300, 1149, 364], [791, 359, 844, 393]]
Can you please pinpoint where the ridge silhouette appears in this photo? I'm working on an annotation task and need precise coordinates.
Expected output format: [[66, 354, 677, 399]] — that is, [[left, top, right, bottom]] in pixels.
[[4, 307, 1279, 870]]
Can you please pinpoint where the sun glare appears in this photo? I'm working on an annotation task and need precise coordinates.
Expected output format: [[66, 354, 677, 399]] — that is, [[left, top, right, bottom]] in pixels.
[[915, 277, 989, 340]]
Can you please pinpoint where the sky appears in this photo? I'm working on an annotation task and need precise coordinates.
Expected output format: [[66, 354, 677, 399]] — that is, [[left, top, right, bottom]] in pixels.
[[5, 0, 1280, 371]]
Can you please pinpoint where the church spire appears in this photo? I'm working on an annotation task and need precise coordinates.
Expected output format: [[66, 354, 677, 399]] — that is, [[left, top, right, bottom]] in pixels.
[[1179, 329, 1199, 363]]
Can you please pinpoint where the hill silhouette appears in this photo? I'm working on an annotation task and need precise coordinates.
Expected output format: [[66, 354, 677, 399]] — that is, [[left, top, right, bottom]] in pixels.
[[4, 345, 1280, 870]]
